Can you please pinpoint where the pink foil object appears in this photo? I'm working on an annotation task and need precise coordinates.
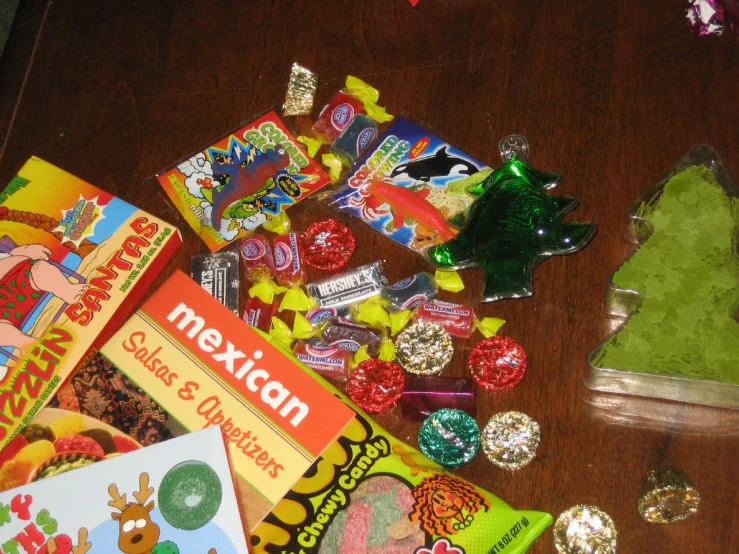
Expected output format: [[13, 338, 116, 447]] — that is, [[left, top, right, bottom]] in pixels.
[[686, 0, 730, 35], [724, 0, 739, 31], [400, 376, 476, 422]]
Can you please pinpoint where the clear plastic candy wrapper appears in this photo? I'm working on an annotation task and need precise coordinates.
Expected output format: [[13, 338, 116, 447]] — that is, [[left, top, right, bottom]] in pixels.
[[587, 145, 739, 408]]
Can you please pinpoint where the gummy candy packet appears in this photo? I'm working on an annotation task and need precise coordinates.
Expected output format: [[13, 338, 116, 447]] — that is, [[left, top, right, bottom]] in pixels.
[[251, 329, 553, 554]]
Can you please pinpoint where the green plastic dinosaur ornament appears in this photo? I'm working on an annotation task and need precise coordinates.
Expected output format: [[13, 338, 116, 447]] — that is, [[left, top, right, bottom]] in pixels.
[[428, 136, 597, 302]]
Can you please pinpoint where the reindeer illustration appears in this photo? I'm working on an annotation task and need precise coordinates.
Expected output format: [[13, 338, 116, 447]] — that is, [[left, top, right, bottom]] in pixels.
[[108, 473, 216, 554]]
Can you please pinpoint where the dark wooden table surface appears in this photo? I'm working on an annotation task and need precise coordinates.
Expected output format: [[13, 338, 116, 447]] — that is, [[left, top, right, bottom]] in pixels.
[[1, 0, 738, 552]]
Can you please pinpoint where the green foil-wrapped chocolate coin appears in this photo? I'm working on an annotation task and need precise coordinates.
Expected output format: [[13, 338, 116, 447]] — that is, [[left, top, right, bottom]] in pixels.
[[158, 460, 222, 530], [418, 408, 480, 468]]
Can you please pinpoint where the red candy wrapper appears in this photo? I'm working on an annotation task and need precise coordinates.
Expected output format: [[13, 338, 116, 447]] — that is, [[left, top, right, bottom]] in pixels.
[[293, 343, 351, 382], [301, 218, 356, 272], [312, 91, 366, 142], [240, 234, 275, 281], [347, 360, 406, 413], [273, 232, 307, 286], [468, 336, 528, 391], [415, 300, 475, 338], [243, 296, 278, 333]]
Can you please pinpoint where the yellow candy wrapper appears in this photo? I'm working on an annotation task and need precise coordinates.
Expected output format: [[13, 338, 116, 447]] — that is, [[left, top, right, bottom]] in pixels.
[[352, 345, 372, 367], [297, 135, 323, 157], [356, 298, 391, 329], [345, 75, 394, 123], [389, 310, 413, 336], [249, 280, 287, 304], [378, 340, 396, 362], [269, 316, 293, 349], [262, 210, 292, 234], [434, 269, 465, 292], [291, 312, 315, 340], [322, 153, 344, 182], [477, 317, 506, 337], [279, 287, 314, 312]]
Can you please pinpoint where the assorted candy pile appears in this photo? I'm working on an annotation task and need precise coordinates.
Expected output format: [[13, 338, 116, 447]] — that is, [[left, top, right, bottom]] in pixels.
[[226, 206, 542, 481], [0, 58, 719, 554]]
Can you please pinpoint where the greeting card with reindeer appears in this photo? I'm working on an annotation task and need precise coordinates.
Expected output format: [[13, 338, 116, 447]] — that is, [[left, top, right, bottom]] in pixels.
[[156, 110, 331, 252], [0, 158, 182, 453], [0, 426, 249, 554], [332, 116, 490, 256]]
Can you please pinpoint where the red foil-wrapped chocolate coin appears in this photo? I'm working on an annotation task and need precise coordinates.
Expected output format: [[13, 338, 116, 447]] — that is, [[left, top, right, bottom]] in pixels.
[[347, 360, 406, 413], [468, 336, 527, 391], [301, 219, 356, 272]]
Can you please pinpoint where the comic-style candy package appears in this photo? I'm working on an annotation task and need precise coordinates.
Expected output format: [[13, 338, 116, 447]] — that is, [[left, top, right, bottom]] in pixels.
[[251, 329, 553, 554]]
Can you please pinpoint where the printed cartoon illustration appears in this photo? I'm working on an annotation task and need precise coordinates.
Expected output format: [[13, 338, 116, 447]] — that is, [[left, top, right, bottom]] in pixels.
[[210, 146, 290, 229], [333, 117, 489, 255], [390, 147, 480, 182], [409, 474, 491, 536], [157, 111, 331, 252], [0, 242, 87, 361], [108, 473, 217, 554], [41, 527, 92, 554], [0, 205, 98, 258]]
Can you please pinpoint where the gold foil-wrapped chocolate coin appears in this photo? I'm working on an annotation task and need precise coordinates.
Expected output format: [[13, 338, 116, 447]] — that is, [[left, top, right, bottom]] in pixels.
[[638, 467, 700, 523], [553, 505, 617, 554], [482, 411, 540, 470], [395, 322, 454, 376], [282, 63, 319, 116]]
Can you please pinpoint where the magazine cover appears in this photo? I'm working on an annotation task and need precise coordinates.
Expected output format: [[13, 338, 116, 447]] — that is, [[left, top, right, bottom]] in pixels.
[[157, 110, 331, 252], [0, 426, 249, 554], [0, 157, 181, 450], [332, 116, 490, 254]]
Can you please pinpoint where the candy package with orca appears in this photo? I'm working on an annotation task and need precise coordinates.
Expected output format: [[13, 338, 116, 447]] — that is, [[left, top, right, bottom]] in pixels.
[[155, 109, 331, 252], [331, 114, 492, 256], [251, 326, 554, 554]]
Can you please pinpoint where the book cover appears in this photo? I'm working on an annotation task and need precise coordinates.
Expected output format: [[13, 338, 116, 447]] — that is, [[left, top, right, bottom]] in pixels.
[[156, 110, 331, 252], [0, 157, 182, 451], [0, 426, 250, 554], [332, 116, 490, 254], [98, 271, 355, 530]]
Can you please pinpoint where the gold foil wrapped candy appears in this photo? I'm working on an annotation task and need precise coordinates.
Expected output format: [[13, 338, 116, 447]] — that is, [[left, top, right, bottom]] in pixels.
[[638, 467, 700, 523], [553, 505, 617, 554], [282, 63, 319, 116]]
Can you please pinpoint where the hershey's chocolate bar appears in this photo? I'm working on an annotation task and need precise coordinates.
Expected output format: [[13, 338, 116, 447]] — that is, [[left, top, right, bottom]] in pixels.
[[191, 251, 240, 314]]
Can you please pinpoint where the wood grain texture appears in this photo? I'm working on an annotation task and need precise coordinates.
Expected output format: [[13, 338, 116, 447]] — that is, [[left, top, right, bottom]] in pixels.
[[1, 0, 738, 551]]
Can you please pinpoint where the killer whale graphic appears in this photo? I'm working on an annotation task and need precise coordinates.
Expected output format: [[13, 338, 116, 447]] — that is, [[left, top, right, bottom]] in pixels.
[[390, 146, 480, 182]]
